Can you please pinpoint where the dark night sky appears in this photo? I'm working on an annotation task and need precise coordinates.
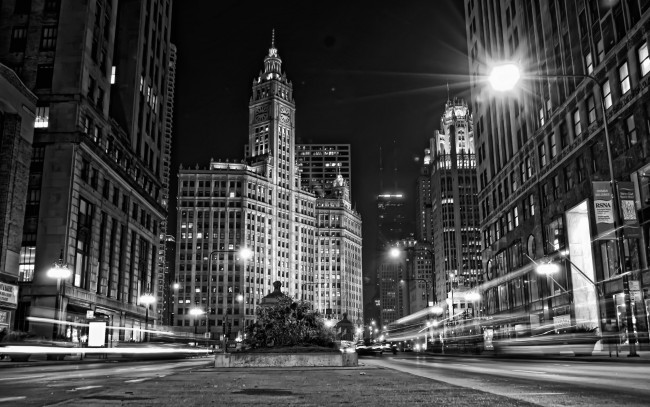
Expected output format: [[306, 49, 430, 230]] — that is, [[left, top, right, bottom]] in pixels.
[[170, 1, 469, 309]]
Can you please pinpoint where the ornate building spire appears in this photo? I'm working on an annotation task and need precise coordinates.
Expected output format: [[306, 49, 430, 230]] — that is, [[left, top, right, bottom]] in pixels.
[[263, 29, 282, 80]]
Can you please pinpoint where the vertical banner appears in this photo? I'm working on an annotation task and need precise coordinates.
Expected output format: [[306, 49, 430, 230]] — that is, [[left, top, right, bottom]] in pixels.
[[592, 181, 615, 239], [617, 182, 641, 238]]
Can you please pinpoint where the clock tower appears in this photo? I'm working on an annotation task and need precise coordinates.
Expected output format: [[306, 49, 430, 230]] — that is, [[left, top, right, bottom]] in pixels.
[[248, 30, 296, 191]]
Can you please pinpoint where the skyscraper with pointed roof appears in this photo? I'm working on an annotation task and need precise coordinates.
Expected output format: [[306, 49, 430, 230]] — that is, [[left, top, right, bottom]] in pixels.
[[175, 33, 363, 340]]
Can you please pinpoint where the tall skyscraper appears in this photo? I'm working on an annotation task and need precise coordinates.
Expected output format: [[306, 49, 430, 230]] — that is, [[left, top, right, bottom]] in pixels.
[[424, 99, 480, 315], [296, 143, 351, 197], [465, 1, 649, 342], [157, 43, 177, 326], [174, 33, 363, 340], [0, 63, 36, 332], [0, 0, 173, 341]]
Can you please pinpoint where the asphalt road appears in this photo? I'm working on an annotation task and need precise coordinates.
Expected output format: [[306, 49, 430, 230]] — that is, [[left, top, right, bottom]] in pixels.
[[0, 358, 211, 406], [362, 353, 650, 406]]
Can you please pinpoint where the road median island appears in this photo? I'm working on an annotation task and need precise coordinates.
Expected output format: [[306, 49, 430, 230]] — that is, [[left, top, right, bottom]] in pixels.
[[87, 364, 539, 406]]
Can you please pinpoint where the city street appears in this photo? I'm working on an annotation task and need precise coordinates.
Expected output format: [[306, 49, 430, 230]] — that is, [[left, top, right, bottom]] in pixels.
[[0, 354, 648, 406], [364, 353, 650, 406]]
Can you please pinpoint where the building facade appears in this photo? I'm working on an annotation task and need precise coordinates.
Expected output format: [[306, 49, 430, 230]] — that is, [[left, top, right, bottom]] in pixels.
[[425, 99, 481, 316], [466, 0, 650, 345], [296, 143, 351, 197], [0, 0, 173, 342], [156, 42, 177, 326], [0, 63, 36, 333], [174, 34, 363, 341]]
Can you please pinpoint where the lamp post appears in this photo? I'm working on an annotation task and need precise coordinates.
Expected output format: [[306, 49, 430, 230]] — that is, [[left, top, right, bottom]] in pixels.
[[47, 250, 71, 340], [489, 63, 637, 356], [389, 246, 436, 311], [139, 292, 156, 342], [190, 304, 204, 336], [206, 247, 252, 352]]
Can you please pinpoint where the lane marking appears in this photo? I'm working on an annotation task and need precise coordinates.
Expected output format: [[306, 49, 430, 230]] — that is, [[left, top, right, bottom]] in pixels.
[[0, 375, 46, 381], [512, 369, 547, 374], [511, 393, 566, 395], [68, 385, 103, 392], [0, 397, 27, 403], [124, 378, 149, 383]]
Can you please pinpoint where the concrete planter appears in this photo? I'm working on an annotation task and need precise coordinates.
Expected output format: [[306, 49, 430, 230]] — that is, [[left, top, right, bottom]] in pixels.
[[214, 352, 357, 368]]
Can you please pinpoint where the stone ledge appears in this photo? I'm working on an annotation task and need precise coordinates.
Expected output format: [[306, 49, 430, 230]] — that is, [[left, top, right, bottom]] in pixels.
[[214, 352, 357, 368]]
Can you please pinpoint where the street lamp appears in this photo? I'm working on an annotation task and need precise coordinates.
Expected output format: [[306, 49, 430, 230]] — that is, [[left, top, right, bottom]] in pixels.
[[139, 292, 156, 342], [47, 250, 71, 340], [206, 247, 252, 350], [489, 63, 638, 356], [390, 246, 436, 310], [190, 305, 204, 335]]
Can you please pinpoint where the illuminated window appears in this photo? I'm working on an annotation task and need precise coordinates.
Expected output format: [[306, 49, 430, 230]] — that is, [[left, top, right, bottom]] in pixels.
[[603, 80, 612, 109], [111, 66, 116, 84], [585, 52, 593, 74], [619, 62, 630, 95], [626, 115, 637, 148], [35, 106, 49, 128], [18, 246, 36, 282], [573, 109, 581, 137]]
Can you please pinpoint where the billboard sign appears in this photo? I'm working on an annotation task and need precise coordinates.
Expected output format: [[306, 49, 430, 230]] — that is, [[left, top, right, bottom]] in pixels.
[[0, 283, 18, 308], [618, 182, 640, 238], [592, 181, 615, 239]]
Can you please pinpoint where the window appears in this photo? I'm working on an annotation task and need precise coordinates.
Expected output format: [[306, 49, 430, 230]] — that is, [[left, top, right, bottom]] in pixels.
[[545, 217, 565, 251], [514, 207, 519, 227], [34, 106, 49, 128], [619, 62, 630, 95], [552, 175, 560, 199], [40, 26, 57, 50], [110, 66, 116, 84], [538, 143, 547, 167], [563, 167, 574, 192], [576, 155, 585, 183], [526, 157, 533, 178], [639, 42, 650, 77], [18, 246, 36, 282], [587, 95, 597, 124], [35, 64, 54, 88], [573, 109, 582, 137], [626, 115, 637, 148], [44, 0, 59, 13], [549, 133, 557, 158], [538, 107, 545, 127], [10, 27, 27, 52], [585, 52, 594, 74], [603, 80, 612, 109]]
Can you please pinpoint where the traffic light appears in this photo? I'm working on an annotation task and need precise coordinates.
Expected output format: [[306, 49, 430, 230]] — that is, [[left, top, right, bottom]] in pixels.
[[226, 322, 232, 338]]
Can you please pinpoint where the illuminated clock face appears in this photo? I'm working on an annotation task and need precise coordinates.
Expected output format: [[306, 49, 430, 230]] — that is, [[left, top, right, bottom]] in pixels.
[[254, 105, 269, 122], [279, 106, 290, 124]]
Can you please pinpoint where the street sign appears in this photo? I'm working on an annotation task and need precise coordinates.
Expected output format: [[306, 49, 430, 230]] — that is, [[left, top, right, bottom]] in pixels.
[[86, 310, 95, 319]]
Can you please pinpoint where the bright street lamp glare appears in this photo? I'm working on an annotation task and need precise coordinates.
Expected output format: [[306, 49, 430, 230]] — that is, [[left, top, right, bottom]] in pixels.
[[489, 63, 521, 91], [239, 247, 253, 260], [431, 305, 443, 314], [140, 293, 156, 304], [47, 265, 71, 280], [189, 308, 204, 316], [536, 263, 561, 275], [466, 292, 481, 302], [389, 247, 401, 258]]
